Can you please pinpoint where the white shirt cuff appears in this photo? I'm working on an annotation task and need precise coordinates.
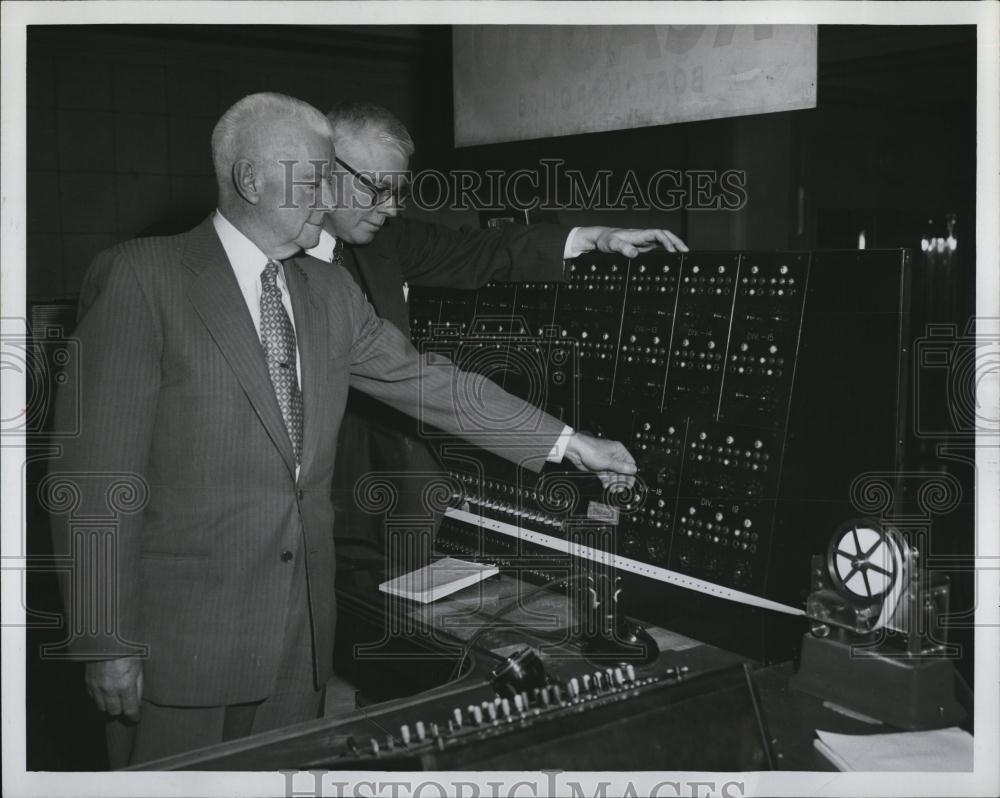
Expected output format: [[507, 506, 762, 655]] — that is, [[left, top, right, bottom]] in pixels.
[[563, 227, 585, 260], [547, 425, 575, 462]]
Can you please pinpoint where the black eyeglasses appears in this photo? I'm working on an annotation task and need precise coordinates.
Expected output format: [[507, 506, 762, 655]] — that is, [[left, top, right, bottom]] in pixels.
[[335, 157, 407, 207]]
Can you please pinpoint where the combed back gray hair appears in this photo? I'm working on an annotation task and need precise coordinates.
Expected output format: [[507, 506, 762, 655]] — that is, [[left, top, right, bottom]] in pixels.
[[326, 101, 415, 158], [211, 92, 331, 186]]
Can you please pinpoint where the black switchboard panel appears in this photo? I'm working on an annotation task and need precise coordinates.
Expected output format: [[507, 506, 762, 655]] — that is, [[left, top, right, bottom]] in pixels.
[[410, 250, 911, 662], [615, 256, 679, 407]]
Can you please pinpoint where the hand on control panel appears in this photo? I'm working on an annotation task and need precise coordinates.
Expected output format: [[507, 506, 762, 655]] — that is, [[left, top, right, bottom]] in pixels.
[[563, 431, 637, 492], [573, 226, 689, 258]]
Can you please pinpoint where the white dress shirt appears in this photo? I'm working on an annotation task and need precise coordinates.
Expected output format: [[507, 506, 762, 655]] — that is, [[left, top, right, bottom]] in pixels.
[[306, 228, 575, 463], [214, 210, 303, 382], [306, 229, 339, 268]]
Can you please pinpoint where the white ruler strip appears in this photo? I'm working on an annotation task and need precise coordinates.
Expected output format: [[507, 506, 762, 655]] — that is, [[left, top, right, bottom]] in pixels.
[[445, 507, 805, 617]]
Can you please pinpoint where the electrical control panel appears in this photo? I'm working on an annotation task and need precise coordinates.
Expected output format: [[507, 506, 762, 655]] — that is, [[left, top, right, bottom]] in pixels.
[[409, 249, 911, 661]]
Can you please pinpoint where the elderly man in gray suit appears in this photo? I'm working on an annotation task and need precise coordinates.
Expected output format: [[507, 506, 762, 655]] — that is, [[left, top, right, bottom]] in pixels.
[[50, 92, 637, 767]]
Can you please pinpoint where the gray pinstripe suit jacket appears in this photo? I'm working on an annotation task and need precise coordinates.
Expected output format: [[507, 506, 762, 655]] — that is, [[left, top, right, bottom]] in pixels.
[[51, 217, 564, 706]]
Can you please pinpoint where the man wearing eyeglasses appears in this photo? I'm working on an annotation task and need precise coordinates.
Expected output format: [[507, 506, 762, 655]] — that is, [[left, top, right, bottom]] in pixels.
[[307, 101, 687, 562]]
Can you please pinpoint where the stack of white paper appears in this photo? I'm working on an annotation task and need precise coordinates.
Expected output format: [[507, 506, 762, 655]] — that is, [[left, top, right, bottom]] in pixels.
[[814, 727, 973, 772], [378, 557, 499, 604]]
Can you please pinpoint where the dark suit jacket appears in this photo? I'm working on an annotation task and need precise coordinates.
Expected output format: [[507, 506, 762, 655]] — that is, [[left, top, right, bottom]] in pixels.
[[331, 218, 571, 549], [49, 217, 565, 706]]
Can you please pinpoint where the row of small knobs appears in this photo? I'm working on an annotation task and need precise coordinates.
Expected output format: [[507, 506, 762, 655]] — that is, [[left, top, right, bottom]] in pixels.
[[463, 493, 564, 528], [358, 664, 690, 758]]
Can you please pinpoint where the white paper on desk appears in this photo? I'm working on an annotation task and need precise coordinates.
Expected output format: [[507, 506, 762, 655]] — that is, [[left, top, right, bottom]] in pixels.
[[378, 557, 499, 604], [814, 727, 973, 772]]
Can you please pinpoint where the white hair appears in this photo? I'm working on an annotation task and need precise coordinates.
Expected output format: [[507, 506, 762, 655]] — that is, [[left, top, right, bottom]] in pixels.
[[326, 101, 415, 158], [211, 92, 331, 188]]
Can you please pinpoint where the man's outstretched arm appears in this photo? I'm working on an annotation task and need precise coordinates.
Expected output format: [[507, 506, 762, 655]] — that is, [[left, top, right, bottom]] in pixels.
[[392, 218, 687, 290], [342, 277, 636, 485]]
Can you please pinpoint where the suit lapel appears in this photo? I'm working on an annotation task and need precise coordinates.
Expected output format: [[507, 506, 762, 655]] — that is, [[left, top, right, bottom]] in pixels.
[[284, 260, 325, 479], [182, 219, 297, 478]]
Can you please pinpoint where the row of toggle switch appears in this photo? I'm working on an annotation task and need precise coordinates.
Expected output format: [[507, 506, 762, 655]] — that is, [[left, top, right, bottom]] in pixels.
[[463, 494, 565, 528], [352, 665, 691, 759], [451, 473, 578, 519]]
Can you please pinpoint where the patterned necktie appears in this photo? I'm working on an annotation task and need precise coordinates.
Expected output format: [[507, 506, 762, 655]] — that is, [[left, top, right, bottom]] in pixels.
[[332, 239, 344, 267], [259, 260, 304, 463]]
